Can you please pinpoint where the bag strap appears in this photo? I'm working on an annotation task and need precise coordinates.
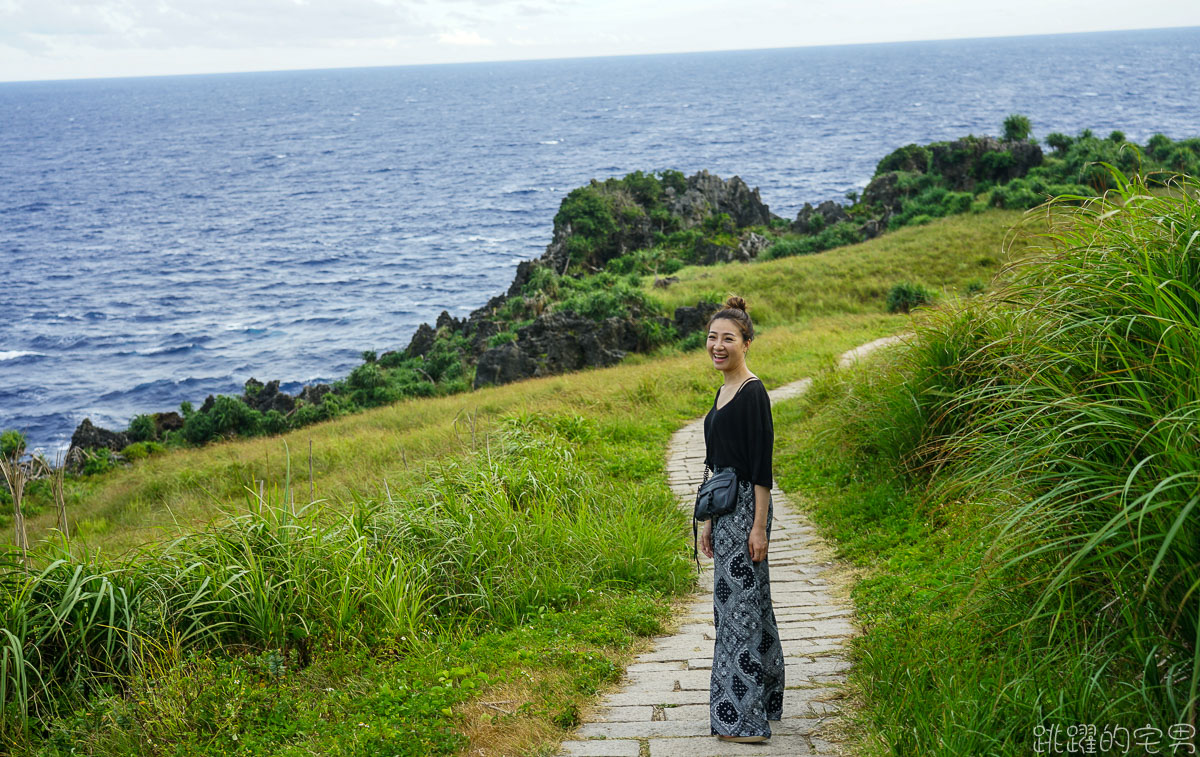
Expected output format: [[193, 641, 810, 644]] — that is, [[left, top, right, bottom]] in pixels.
[[693, 462, 712, 569]]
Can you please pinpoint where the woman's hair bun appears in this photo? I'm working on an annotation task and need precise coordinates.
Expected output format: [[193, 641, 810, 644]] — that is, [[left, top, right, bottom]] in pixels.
[[724, 295, 748, 313]]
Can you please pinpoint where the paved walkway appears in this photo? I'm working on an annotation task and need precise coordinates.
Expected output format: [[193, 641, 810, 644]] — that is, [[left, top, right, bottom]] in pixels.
[[555, 336, 905, 757]]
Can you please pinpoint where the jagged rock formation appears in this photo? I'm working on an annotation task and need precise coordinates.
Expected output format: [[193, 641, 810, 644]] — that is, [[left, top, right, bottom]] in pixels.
[[663, 170, 774, 228], [472, 300, 721, 389], [792, 200, 851, 234], [407, 171, 773, 390], [242, 379, 296, 415], [69, 419, 129, 455]]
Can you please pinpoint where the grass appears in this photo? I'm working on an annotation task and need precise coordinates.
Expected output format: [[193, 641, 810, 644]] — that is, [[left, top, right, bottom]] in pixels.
[[1, 207, 1036, 753], [642, 208, 1037, 326], [16, 210, 1037, 555], [771, 170, 1200, 753]]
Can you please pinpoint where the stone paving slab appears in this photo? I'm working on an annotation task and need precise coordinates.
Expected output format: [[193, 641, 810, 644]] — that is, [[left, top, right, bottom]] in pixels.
[[555, 336, 905, 757]]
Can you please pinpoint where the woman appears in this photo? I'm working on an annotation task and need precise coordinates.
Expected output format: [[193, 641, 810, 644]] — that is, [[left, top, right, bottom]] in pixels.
[[698, 295, 785, 743]]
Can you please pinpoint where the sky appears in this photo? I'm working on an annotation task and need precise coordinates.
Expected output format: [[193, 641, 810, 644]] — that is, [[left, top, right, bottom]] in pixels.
[[2, 0, 1199, 83]]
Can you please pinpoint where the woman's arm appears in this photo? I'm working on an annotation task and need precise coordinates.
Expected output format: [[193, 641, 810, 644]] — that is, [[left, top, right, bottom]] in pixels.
[[748, 382, 773, 562], [752, 483, 769, 531], [749, 483, 770, 561]]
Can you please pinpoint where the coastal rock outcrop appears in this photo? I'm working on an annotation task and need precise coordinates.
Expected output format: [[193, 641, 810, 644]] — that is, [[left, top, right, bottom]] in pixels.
[[409, 170, 779, 389], [929, 137, 1042, 191], [69, 418, 129, 455], [663, 170, 775, 229], [242, 379, 296, 415], [792, 201, 851, 234], [534, 170, 777, 276], [863, 136, 1044, 225], [473, 300, 721, 389], [673, 300, 722, 336], [297, 383, 332, 406], [473, 310, 652, 388], [153, 411, 184, 435]]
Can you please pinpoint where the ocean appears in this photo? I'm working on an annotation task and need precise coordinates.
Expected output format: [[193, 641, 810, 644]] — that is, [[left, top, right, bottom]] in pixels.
[[2, 26, 1199, 454]]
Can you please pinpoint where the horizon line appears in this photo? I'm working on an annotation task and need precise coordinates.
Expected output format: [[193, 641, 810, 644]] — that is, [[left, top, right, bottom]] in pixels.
[[2, 22, 1197, 85]]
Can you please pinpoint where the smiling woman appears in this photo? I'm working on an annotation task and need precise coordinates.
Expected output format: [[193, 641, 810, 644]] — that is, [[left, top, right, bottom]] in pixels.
[[697, 295, 784, 742]]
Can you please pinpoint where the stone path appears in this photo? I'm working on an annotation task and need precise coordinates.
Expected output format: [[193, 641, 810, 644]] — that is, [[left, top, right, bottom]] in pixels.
[[555, 336, 905, 757]]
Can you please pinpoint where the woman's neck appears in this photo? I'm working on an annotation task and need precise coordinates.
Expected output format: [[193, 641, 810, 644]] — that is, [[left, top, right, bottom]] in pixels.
[[722, 368, 754, 387]]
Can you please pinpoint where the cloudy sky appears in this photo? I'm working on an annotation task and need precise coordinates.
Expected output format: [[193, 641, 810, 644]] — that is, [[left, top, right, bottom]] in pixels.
[[2, 0, 1198, 82]]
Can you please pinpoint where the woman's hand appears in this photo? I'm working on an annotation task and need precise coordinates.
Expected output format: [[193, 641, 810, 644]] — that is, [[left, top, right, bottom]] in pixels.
[[700, 520, 714, 559], [748, 525, 768, 562]]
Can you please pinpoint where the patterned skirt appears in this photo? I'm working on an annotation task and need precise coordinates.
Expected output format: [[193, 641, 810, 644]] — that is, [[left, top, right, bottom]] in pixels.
[[708, 470, 785, 737]]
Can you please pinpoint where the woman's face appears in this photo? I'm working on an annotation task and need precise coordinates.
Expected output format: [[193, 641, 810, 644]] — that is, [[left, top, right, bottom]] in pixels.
[[706, 318, 748, 374]]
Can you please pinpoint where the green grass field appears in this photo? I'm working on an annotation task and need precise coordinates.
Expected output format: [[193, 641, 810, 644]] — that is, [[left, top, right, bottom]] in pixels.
[[2, 208, 1042, 755], [771, 173, 1199, 753]]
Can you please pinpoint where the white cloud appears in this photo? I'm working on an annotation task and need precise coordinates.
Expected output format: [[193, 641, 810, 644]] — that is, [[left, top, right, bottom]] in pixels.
[[1, 0, 1199, 81], [0, 0, 432, 51], [437, 29, 493, 45]]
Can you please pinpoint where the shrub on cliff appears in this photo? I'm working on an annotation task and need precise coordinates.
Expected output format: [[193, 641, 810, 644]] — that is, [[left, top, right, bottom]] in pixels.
[[875, 143, 931, 176], [181, 395, 264, 444], [1002, 113, 1032, 142], [763, 222, 863, 260], [554, 272, 655, 321], [556, 187, 620, 267], [552, 170, 688, 271], [126, 413, 158, 443]]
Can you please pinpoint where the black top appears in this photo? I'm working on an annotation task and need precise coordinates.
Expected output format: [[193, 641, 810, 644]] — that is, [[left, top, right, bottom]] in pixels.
[[703, 376, 773, 489]]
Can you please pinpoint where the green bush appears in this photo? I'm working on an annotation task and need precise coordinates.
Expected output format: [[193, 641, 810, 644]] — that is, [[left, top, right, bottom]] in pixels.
[[1002, 113, 1032, 142], [555, 189, 616, 267], [886, 282, 935, 313], [125, 413, 158, 443], [1045, 132, 1073, 153], [80, 448, 119, 476], [488, 330, 518, 348], [676, 330, 706, 352], [424, 336, 468, 384], [875, 143, 931, 175], [1, 429, 26, 460], [762, 222, 864, 260], [635, 319, 678, 350], [555, 275, 655, 321], [701, 212, 735, 236], [181, 395, 264, 444], [262, 409, 290, 436], [120, 441, 165, 461]]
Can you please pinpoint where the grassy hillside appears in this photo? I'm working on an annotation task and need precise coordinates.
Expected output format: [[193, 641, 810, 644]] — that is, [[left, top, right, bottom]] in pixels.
[[772, 171, 1200, 752], [1, 208, 1037, 755], [644, 208, 1032, 325], [18, 209, 1037, 556]]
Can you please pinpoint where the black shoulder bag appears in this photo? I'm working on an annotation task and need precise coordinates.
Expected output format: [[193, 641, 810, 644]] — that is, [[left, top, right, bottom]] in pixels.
[[692, 463, 738, 568]]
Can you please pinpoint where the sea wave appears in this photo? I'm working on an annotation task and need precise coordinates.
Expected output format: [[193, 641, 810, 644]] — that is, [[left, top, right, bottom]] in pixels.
[[0, 350, 46, 361]]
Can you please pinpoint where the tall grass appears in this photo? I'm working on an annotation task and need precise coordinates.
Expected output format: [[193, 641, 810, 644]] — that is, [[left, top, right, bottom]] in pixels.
[[0, 416, 690, 740], [794, 167, 1200, 748], [928, 167, 1200, 723]]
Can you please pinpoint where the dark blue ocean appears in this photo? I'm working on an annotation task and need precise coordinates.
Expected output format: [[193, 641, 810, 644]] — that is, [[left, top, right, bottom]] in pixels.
[[3, 27, 1199, 454]]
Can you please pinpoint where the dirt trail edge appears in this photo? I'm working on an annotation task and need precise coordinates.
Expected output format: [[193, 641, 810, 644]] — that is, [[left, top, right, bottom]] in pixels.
[[555, 335, 906, 757]]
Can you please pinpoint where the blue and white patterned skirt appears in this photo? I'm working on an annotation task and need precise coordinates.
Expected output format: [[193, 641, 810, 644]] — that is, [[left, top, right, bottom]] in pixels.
[[708, 470, 785, 737]]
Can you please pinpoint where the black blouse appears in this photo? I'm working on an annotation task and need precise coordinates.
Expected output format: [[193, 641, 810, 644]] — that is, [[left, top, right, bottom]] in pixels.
[[703, 377, 773, 489]]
